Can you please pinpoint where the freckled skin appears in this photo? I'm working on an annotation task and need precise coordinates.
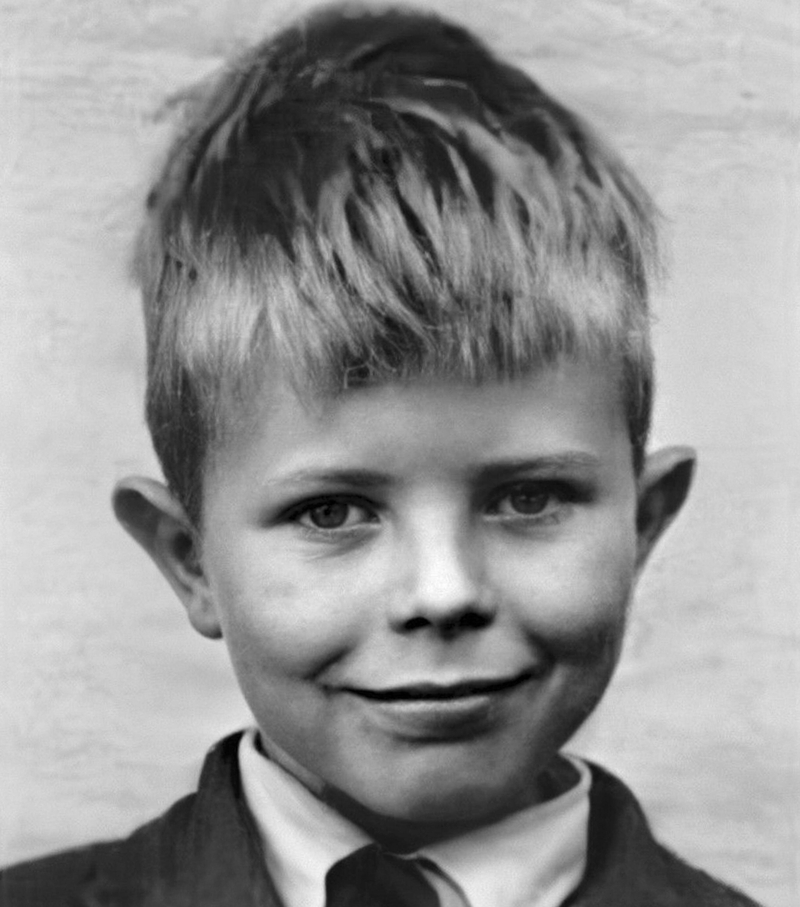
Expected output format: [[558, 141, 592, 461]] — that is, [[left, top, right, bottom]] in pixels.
[[195, 360, 642, 847]]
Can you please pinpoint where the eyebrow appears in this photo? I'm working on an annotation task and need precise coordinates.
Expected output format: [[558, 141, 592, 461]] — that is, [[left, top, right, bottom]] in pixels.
[[269, 454, 602, 490], [473, 453, 602, 483], [263, 468, 391, 490]]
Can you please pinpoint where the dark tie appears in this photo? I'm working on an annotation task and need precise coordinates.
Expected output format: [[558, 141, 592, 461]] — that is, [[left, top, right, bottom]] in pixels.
[[325, 844, 441, 907]]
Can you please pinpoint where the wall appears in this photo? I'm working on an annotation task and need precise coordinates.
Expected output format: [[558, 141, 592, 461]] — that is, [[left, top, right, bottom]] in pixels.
[[1, 1, 797, 904]]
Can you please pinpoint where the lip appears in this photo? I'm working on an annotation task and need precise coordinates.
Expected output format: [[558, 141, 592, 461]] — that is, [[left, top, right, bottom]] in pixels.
[[339, 669, 541, 740], [343, 669, 538, 701]]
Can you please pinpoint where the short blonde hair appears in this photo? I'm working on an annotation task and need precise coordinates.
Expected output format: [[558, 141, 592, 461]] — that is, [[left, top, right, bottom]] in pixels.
[[135, 3, 660, 525]]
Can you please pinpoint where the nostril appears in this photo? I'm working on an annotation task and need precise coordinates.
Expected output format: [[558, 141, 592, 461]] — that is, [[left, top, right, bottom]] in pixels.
[[439, 610, 492, 637], [459, 610, 491, 630], [403, 616, 429, 632]]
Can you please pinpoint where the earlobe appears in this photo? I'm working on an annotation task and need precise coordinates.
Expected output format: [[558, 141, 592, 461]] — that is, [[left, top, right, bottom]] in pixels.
[[112, 477, 223, 640], [635, 446, 696, 571]]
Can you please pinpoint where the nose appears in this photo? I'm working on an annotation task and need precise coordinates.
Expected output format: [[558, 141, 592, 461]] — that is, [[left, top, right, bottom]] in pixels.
[[389, 507, 496, 637]]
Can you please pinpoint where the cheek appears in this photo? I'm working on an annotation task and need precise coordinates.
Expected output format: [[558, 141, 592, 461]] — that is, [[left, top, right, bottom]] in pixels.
[[496, 521, 638, 661], [203, 537, 379, 676]]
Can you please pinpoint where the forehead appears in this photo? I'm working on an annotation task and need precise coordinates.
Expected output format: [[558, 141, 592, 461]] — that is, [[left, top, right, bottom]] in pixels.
[[205, 358, 632, 490]]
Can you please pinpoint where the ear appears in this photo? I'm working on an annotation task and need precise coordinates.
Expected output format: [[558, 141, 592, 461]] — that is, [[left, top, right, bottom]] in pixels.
[[112, 477, 223, 640], [635, 446, 696, 572]]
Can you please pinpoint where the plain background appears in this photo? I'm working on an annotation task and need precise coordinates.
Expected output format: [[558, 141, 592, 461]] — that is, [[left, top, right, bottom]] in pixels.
[[1, 1, 797, 904]]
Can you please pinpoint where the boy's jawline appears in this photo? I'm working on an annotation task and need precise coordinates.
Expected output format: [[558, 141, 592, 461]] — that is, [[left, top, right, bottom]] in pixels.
[[254, 727, 581, 852]]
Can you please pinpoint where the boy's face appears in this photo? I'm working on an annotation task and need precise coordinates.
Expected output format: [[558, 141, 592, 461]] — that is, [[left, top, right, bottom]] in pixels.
[[119, 358, 691, 846]]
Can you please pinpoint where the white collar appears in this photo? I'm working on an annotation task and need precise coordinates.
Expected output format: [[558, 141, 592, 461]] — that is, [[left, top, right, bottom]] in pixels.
[[238, 728, 590, 907]]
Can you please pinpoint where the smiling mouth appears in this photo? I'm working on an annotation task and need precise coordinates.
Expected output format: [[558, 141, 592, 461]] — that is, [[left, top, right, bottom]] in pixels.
[[343, 670, 537, 702]]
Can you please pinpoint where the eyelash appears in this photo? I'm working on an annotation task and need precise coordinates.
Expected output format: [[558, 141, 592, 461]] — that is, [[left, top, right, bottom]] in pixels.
[[287, 498, 379, 536], [283, 481, 580, 538], [485, 481, 577, 524]]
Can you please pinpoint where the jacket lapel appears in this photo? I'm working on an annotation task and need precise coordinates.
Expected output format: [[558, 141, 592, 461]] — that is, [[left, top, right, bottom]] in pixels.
[[78, 732, 281, 907], [564, 763, 759, 907]]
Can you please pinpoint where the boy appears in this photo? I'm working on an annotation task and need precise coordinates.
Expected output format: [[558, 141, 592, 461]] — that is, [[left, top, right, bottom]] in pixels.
[[0, 4, 762, 905]]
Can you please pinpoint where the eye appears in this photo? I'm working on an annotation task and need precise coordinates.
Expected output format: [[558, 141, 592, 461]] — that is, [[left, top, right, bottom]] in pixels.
[[292, 498, 377, 532], [486, 481, 568, 521]]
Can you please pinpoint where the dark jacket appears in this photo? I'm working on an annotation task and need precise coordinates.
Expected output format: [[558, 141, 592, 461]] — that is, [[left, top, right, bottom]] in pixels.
[[0, 733, 761, 906]]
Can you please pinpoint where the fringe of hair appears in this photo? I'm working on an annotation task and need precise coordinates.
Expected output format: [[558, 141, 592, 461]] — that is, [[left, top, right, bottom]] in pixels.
[[134, 3, 661, 525]]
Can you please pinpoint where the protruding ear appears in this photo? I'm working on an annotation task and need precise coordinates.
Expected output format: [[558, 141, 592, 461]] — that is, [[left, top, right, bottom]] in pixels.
[[635, 446, 696, 572], [112, 477, 222, 639]]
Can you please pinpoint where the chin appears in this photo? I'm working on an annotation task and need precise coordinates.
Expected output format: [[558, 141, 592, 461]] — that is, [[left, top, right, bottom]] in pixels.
[[390, 777, 512, 825], [330, 750, 541, 843]]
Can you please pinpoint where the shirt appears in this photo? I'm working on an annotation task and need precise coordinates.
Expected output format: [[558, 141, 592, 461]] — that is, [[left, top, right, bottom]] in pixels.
[[238, 728, 590, 907]]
